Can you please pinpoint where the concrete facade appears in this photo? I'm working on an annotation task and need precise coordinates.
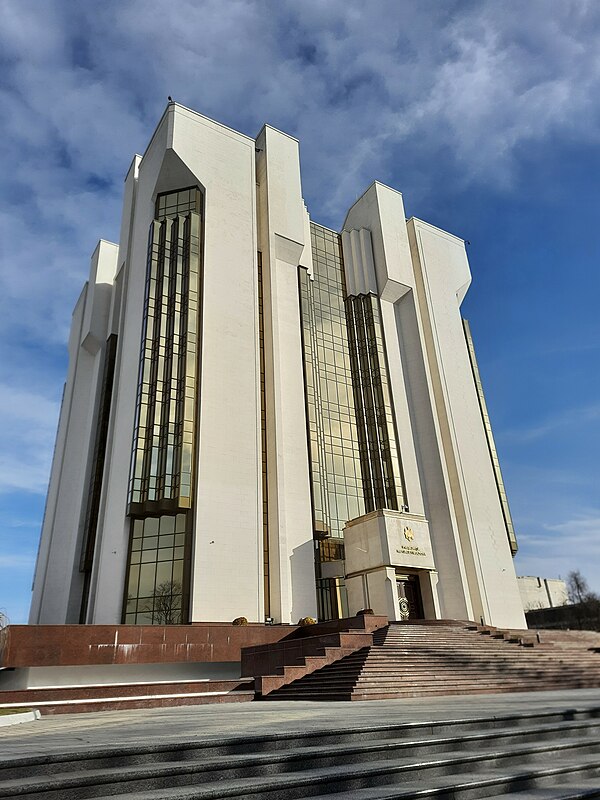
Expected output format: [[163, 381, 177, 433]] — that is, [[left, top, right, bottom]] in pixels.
[[518, 576, 569, 612], [30, 103, 525, 630]]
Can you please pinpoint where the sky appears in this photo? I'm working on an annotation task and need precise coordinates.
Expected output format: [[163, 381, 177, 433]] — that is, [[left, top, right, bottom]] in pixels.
[[0, 0, 598, 624]]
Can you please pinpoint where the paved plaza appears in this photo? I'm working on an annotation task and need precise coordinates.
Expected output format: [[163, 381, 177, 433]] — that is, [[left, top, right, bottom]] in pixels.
[[2, 688, 600, 759]]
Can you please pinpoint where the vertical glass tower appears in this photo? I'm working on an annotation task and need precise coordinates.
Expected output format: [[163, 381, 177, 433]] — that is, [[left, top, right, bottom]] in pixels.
[[123, 188, 202, 623], [299, 224, 365, 619]]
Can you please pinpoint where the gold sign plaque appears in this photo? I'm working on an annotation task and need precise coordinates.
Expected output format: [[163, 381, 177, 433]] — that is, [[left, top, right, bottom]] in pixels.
[[397, 545, 427, 557], [403, 526, 414, 542]]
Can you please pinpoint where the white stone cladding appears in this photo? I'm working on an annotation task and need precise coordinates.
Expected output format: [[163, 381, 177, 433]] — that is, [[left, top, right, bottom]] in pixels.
[[31, 104, 525, 629], [30, 241, 119, 623], [255, 125, 317, 624], [92, 106, 265, 624], [518, 576, 569, 612], [341, 184, 525, 629]]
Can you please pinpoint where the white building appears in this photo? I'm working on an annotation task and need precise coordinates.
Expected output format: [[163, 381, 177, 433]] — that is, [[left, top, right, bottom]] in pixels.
[[30, 103, 526, 629], [518, 576, 569, 612]]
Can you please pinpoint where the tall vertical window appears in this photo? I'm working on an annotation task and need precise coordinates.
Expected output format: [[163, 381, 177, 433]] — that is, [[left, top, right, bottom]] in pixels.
[[345, 294, 407, 513], [123, 513, 190, 624], [258, 251, 270, 617], [299, 222, 409, 620], [128, 187, 201, 514], [300, 224, 365, 542], [123, 187, 202, 623], [299, 223, 364, 620]]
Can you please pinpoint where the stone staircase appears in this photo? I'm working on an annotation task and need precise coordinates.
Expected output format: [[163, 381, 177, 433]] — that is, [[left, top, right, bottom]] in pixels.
[[262, 621, 600, 701], [2, 707, 600, 798], [244, 630, 378, 696], [0, 679, 254, 715]]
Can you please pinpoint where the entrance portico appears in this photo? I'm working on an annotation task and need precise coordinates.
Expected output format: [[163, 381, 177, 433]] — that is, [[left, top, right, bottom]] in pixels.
[[343, 509, 441, 621]]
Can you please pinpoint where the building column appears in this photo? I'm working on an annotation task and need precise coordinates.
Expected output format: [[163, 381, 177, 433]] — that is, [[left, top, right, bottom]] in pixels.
[[256, 125, 317, 624]]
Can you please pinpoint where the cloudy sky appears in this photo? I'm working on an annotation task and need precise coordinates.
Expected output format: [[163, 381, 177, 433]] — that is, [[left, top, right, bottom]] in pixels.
[[0, 0, 599, 623]]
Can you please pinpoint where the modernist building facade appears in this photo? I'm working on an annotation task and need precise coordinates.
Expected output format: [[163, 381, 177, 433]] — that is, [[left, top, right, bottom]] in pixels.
[[30, 103, 526, 629]]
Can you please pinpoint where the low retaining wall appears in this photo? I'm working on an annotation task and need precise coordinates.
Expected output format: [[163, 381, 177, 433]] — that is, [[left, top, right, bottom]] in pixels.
[[0, 623, 298, 668], [526, 602, 600, 632]]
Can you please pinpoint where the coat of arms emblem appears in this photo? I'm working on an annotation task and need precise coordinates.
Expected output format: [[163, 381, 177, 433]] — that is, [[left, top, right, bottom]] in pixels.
[[403, 526, 414, 542]]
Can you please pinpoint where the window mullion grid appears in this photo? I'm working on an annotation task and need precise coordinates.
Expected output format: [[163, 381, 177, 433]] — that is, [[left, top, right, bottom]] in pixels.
[[141, 219, 167, 504], [129, 221, 160, 506]]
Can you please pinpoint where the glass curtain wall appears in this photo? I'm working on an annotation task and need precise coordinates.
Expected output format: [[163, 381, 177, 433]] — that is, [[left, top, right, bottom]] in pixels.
[[123, 513, 190, 624], [123, 187, 202, 624], [300, 222, 409, 619], [345, 294, 407, 513], [258, 251, 270, 617], [299, 223, 365, 620]]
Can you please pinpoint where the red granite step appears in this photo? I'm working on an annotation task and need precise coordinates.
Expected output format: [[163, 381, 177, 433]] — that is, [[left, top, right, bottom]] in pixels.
[[262, 622, 600, 702], [0, 679, 254, 715]]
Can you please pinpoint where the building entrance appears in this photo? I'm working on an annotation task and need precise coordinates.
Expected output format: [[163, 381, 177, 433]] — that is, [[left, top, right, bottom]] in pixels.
[[396, 574, 424, 620]]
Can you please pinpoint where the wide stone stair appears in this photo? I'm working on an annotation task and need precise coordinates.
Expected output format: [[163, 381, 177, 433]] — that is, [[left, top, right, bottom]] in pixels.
[[0, 678, 255, 715], [262, 621, 600, 701], [2, 706, 600, 798]]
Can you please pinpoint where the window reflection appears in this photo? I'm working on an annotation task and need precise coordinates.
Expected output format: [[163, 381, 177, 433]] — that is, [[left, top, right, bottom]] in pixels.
[[128, 187, 202, 515], [300, 223, 409, 620], [123, 187, 202, 624], [124, 513, 189, 624], [300, 223, 365, 621], [345, 293, 406, 512]]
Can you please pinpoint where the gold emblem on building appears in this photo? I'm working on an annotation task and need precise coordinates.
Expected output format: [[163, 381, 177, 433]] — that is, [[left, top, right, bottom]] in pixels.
[[403, 526, 414, 542], [398, 597, 410, 620]]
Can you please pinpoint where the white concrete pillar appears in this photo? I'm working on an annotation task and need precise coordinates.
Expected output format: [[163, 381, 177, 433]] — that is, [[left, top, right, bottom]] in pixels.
[[255, 125, 317, 624]]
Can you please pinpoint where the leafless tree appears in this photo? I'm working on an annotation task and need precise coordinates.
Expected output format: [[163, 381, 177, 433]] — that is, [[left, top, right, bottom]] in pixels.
[[566, 570, 595, 604], [0, 610, 9, 659], [141, 581, 182, 624], [565, 571, 600, 630]]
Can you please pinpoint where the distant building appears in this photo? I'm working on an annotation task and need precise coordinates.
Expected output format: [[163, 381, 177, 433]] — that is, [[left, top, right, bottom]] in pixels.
[[518, 576, 568, 612], [30, 103, 526, 629]]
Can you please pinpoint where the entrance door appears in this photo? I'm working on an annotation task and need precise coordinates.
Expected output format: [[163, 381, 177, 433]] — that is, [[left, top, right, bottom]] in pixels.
[[396, 575, 424, 620]]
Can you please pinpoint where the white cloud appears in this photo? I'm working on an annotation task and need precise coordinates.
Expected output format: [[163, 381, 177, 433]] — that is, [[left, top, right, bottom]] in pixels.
[[515, 510, 600, 592], [544, 514, 600, 542], [502, 404, 600, 443], [0, 384, 59, 494], [0, 553, 36, 570], [0, 8, 597, 397]]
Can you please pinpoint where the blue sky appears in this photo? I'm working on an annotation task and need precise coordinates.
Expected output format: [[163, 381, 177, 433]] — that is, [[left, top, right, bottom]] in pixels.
[[0, 0, 598, 623]]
